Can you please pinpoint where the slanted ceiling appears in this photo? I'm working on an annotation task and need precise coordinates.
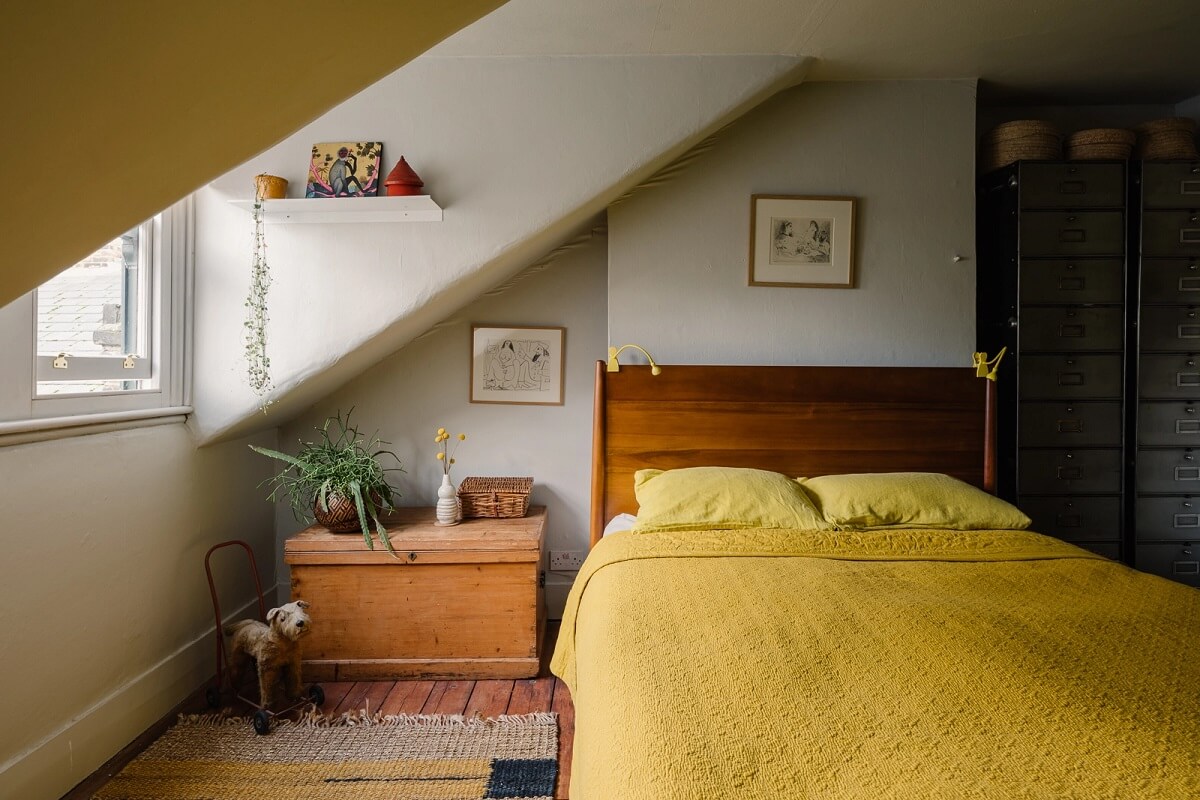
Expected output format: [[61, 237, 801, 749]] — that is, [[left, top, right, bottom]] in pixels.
[[0, 0, 503, 307]]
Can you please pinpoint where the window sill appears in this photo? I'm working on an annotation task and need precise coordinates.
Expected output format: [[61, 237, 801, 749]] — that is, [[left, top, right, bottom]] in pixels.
[[0, 406, 193, 448]]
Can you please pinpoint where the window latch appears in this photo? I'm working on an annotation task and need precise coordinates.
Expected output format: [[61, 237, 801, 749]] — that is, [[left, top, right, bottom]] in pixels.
[[123, 354, 137, 369], [52, 353, 69, 369]]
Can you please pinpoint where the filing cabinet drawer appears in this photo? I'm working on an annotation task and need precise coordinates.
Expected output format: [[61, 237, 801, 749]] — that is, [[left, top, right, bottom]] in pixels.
[[1141, 210, 1200, 257], [1138, 354, 1200, 398], [1140, 258, 1200, 304], [1137, 306, 1200, 352], [1020, 495, 1120, 541], [1135, 496, 1200, 541], [1138, 401, 1200, 445], [1135, 543, 1200, 588], [1141, 162, 1200, 209], [1136, 448, 1200, 493], [1019, 163, 1125, 209], [1019, 307, 1123, 352], [1019, 449, 1121, 494], [1019, 211, 1124, 256], [1076, 542, 1121, 560], [1019, 402, 1121, 446], [1020, 259, 1124, 305], [1019, 354, 1123, 399]]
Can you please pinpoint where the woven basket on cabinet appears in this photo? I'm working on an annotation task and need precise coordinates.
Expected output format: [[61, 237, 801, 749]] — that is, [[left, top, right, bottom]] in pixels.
[[457, 477, 533, 518]]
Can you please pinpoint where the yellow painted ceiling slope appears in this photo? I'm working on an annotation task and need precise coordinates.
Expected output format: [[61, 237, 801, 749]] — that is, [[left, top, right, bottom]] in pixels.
[[0, 0, 503, 307]]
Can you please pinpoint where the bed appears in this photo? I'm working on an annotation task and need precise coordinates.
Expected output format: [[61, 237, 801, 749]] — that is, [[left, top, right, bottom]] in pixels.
[[551, 363, 1200, 799]]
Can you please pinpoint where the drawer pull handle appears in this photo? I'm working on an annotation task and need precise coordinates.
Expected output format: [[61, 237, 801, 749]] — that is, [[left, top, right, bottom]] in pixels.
[[1057, 419, 1083, 433], [1182, 277, 1200, 291], [1056, 513, 1082, 528], [1179, 325, 1200, 338], [1188, 407, 1197, 413], [1174, 466, 1200, 480], [1059, 324, 1085, 338], [1176, 419, 1200, 434], [1059, 181, 1086, 194], [1184, 178, 1200, 192], [1177, 372, 1200, 387], [1056, 466, 1082, 480], [1058, 277, 1085, 291], [1181, 228, 1200, 244], [1174, 514, 1200, 528], [1060, 228, 1086, 243], [1058, 371, 1085, 386], [1173, 560, 1199, 575]]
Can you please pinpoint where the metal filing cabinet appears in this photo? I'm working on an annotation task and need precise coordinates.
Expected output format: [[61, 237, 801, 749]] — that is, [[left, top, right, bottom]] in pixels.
[[977, 161, 1128, 561], [1132, 160, 1200, 587]]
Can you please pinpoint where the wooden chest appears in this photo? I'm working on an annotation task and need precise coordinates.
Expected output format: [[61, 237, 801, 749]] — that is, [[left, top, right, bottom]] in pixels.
[[284, 506, 546, 681]]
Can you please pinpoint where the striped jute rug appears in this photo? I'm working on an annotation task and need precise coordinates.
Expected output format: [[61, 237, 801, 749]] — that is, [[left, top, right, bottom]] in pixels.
[[93, 711, 558, 799]]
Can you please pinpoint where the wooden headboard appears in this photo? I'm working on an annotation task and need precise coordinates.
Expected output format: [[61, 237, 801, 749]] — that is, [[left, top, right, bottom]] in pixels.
[[590, 362, 996, 546]]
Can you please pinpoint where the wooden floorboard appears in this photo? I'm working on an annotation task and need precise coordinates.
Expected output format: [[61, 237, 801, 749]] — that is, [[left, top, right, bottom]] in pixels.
[[379, 679, 435, 715], [552, 677, 575, 800], [62, 622, 573, 799], [507, 676, 555, 715], [465, 679, 515, 718]]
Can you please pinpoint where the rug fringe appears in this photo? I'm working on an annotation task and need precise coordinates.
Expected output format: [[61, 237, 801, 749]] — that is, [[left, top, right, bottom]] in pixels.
[[178, 710, 557, 729]]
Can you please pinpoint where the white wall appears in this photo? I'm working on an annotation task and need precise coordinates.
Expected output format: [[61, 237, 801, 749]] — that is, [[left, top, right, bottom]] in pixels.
[[1175, 93, 1200, 121], [275, 228, 607, 617], [192, 55, 808, 446], [609, 80, 978, 365], [0, 425, 277, 800]]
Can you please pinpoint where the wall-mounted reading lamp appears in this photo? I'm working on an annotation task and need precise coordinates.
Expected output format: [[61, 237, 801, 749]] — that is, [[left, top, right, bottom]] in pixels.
[[607, 344, 662, 375]]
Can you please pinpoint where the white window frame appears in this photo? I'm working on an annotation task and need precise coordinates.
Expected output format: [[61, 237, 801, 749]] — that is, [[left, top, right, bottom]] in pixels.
[[0, 198, 193, 443], [34, 218, 155, 385]]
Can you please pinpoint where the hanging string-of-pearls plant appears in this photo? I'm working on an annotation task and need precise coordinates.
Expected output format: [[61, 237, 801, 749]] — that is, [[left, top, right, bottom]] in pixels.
[[245, 186, 273, 410]]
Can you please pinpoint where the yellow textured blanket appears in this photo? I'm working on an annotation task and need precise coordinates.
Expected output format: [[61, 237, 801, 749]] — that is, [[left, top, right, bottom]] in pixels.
[[551, 528, 1200, 799]]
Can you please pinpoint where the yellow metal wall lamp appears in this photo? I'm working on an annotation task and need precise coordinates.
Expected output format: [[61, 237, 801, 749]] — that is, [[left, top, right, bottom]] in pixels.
[[972, 347, 1007, 381], [607, 344, 662, 375]]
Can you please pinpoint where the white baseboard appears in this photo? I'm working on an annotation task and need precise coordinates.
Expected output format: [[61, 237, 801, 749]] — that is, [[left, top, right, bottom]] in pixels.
[[0, 587, 276, 800]]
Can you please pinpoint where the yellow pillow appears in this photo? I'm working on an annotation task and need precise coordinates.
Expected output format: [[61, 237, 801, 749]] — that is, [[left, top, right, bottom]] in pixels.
[[633, 466, 831, 532], [799, 472, 1031, 530]]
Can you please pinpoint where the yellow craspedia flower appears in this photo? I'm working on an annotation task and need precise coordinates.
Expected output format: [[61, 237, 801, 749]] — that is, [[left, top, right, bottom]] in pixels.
[[437, 427, 446, 436], [436, 452, 445, 460], [450, 458, 456, 464], [434, 436, 442, 443], [458, 433, 466, 441]]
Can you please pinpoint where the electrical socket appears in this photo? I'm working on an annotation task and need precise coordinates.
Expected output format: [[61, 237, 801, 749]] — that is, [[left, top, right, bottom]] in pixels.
[[549, 550, 585, 571]]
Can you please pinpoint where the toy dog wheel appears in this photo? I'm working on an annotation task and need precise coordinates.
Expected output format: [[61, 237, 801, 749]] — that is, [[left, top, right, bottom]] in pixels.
[[308, 684, 325, 706], [252, 710, 271, 735]]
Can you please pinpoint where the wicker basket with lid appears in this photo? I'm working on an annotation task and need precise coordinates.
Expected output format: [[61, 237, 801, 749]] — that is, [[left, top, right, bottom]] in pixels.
[[458, 477, 533, 518], [1135, 118, 1198, 160], [1065, 128, 1136, 161], [979, 120, 1061, 173]]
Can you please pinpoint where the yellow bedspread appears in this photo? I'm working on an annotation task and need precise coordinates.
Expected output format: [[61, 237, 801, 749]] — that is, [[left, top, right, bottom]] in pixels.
[[550, 528, 1200, 799]]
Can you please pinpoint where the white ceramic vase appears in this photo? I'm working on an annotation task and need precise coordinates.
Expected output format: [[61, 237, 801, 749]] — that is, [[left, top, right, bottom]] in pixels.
[[436, 473, 461, 526]]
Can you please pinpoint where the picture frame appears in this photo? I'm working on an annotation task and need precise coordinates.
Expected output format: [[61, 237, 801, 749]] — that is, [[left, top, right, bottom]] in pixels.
[[470, 325, 566, 405], [749, 195, 857, 288], [306, 142, 382, 198]]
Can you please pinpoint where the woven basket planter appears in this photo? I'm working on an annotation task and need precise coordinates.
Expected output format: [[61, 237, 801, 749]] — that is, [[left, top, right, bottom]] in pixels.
[[458, 477, 533, 518], [313, 491, 381, 532]]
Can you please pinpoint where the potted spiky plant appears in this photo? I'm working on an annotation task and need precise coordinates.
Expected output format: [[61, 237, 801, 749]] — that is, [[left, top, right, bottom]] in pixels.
[[250, 410, 404, 554]]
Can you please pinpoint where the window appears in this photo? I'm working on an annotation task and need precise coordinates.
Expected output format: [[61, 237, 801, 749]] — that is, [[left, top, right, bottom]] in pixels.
[[35, 221, 154, 394], [8, 199, 192, 423]]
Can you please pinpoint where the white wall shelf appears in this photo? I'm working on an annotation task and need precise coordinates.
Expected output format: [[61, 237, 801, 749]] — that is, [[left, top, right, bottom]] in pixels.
[[229, 195, 443, 223]]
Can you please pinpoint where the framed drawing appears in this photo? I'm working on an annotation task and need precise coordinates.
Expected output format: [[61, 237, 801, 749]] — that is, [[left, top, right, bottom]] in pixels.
[[749, 195, 857, 288], [470, 325, 566, 405], [306, 142, 382, 198]]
